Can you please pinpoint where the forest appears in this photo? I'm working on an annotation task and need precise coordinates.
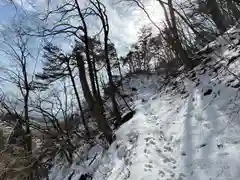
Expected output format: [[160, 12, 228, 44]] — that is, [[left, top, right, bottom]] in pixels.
[[0, 0, 240, 179]]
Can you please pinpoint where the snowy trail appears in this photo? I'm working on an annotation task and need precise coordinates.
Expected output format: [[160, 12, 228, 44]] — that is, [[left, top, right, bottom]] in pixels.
[[92, 74, 240, 180], [49, 26, 240, 180], [179, 77, 240, 180], [51, 74, 240, 180], [126, 97, 180, 180], [95, 77, 188, 180]]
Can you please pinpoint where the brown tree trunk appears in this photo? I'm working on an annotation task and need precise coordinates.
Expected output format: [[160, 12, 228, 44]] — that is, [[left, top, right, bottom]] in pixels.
[[168, 0, 189, 65], [117, 60, 124, 90], [74, 1, 113, 143], [93, 103, 114, 143]]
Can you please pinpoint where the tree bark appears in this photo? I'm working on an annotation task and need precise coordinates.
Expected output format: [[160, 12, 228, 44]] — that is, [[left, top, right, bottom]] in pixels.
[[74, 0, 98, 99], [93, 0, 122, 126], [158, 0, 190, 67], [206, 0, 228, 33], [66, 59, 89, 135], [76, 53, 95, 110], [226, 0, 240, 22], [21, 55, 33, 180], [76, 53, 113, 143]]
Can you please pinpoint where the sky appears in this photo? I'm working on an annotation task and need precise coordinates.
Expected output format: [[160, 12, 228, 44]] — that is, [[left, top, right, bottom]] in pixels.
[[0, 0, 163, 55], [0, 0, 164, 115]]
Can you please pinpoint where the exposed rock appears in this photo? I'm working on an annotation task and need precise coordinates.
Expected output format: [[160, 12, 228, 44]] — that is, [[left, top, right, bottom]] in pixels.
[[204, 89, 212, 96], [131, 87, 138, 91], [115, 110, 136, 128], [181, 152, 186, 156], [231, 82, 240, 88], [78, 173, 92, 180], [227, 55, 240, 65], [198, 143, 207, 149]]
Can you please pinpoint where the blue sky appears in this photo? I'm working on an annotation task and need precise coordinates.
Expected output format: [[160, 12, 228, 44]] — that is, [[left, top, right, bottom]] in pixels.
[[0, 0, 163, 55], [0, 0, 163, 95], [0, 1, 16, 24], [0, 0, 163, 113]]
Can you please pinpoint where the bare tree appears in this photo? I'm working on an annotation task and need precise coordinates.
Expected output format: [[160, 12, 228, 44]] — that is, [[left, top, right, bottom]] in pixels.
[[38, 0, 114, 143], [36, 43, 90, 136], [0, 20, 42, 180], [204, 0, 228, 33], [90, 0, 122, 126]]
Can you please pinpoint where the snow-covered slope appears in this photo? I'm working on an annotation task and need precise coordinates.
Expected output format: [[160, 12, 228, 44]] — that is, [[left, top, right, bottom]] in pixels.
[[92, 73, 240, 180], [91, 27, 240, 180], [48, 26, 240, 180]]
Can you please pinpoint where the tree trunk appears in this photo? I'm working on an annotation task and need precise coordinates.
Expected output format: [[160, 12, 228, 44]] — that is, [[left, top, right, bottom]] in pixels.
[[76, 53, 95, 110], [117, 59, 124, 90], [22, 64, 33, 180], [206, 0, 228, 33], [76, 53, 113, 143], [105, 46, 122, 127], [66, 59, 89, 135], [158, 0, 172, 28], [92, 57, 103, 104], [75, 0, 114, 143], [96, 0, 122, 126], [75, 0, 98, 99], [159, 0, 190, 67], [93, 103, 114, 143], [226, 0, 240, 22]]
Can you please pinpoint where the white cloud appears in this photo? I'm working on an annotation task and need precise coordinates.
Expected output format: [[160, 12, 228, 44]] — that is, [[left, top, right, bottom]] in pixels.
[[105, 0, 164, 55], [13, 0, 63, 14], [12, 0, 164, 55]]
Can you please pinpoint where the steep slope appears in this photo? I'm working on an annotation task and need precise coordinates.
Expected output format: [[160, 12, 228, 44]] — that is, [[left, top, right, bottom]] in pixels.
[[48, 26, 240, 180], [92, 27, 240, 180]]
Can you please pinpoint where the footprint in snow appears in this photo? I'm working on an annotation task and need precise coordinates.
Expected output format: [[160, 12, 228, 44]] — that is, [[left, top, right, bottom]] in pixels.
[[158, 170, 165, 177], [163, 158, 171, 163], [170, 173, 176, 178], [144, 163, 153, 168], [144, 137, 154, 142], [218, 152, 229, 157], [149, 139, 156, 145], [144, 168, 152, 172], [156, 148, 162, 154], [163, 146, 173, 152]]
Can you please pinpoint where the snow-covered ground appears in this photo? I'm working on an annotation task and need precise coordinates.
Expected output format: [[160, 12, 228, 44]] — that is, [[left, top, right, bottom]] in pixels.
[[48, 27, 240, 180], [92, 72, 240, 180], [49, 70, 240, 180]]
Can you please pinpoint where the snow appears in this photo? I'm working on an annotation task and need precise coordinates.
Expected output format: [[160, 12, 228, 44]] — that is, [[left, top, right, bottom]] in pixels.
[[48, 27, 240, 180], [48, 143, 105, 180], [91, 72, 240, 180], [49, 72, 240, 180]]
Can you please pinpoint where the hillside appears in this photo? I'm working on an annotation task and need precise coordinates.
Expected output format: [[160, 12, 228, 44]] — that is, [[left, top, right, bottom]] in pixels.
[[47, 25, 240, 180], [2, 0, 240, 180]]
